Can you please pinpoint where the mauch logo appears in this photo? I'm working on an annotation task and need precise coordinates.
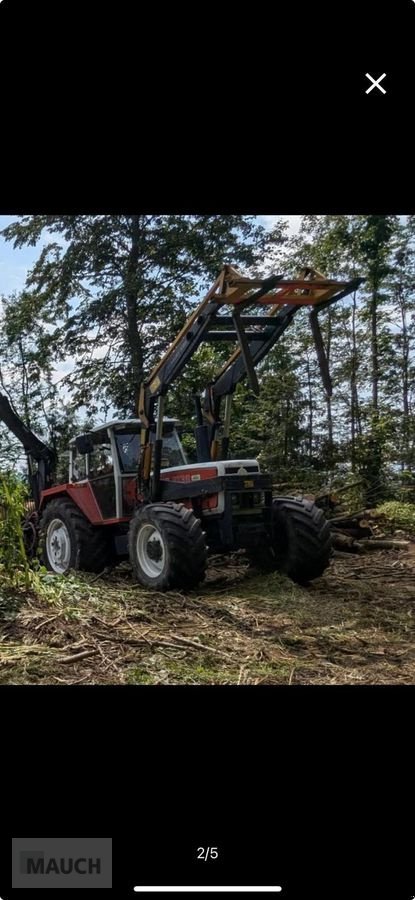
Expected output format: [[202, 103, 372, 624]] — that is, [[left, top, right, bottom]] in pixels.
[[20, 851, 101, 876], [12, 838, 112, 889]]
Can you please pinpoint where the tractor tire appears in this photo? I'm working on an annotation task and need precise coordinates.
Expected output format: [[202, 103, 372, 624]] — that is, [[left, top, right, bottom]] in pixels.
[[129, 501, 208, 591], [39, 498, 109, 575], [249, 496, 332, 584]]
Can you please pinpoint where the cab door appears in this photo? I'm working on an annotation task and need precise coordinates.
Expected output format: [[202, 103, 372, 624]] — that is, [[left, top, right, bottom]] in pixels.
[[88, 441, 116, 519]]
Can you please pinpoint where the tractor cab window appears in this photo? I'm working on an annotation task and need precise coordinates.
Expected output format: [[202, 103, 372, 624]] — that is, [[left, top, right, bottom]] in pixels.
[[159, 431, 186, 468], [72, 450, 87, 482], [115, 428, 186, 473], [89, 443, 113, 478]]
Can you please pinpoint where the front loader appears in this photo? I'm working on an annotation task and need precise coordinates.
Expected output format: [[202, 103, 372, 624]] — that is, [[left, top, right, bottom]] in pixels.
[[0, 264, 362, 591]]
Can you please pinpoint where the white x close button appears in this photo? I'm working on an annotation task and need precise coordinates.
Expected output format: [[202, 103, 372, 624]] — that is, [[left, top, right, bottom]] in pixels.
[[365, 73, 387, 94]]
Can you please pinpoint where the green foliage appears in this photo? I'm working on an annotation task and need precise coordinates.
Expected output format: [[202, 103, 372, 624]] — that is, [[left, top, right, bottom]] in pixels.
[[376, 501, 415, 533], [229, 344, 307, 472], [0, 471, 30, 586]]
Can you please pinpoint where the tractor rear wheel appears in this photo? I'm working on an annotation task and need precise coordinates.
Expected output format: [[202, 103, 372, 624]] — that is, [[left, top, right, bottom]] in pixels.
[[129, 502, 208, 590], [39, 498, 110, 575], [250, 496, 332, 584]]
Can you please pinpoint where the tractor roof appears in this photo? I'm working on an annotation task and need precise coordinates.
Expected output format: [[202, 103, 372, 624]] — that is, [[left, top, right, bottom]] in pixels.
[[69, 417, 180, 446]]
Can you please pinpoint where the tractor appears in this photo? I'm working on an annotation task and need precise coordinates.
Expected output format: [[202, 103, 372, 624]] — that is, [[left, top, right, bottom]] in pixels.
[[0, 264, 363, 590]]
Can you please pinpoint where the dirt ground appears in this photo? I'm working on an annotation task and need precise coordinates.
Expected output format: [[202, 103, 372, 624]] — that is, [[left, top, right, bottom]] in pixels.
[[1, 547, 415, 684]]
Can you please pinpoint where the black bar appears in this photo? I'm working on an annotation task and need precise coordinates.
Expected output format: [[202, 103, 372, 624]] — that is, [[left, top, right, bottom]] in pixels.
[[232, 311, 260, 396], [193, 394, 203, 426], [151, 438, 163, 501], [205, 331, 269, 342], [221, 436, 230, 460], [195, 425, 211, 463]]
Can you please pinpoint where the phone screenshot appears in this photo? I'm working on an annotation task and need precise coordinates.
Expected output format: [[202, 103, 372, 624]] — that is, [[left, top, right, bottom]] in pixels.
[[0, 1, 413, 899]]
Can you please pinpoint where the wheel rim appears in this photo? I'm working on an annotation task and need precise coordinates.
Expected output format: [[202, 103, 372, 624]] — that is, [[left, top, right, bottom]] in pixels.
[[136, 523, 166, 579], [46, 518, 72, 574]]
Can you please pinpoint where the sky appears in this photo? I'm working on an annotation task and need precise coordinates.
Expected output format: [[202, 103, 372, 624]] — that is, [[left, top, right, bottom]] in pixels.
[[0, 214, 39, 294]]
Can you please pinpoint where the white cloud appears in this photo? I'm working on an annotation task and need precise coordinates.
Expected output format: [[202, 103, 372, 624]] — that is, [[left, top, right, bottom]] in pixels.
[[258, 215, 302, 235]]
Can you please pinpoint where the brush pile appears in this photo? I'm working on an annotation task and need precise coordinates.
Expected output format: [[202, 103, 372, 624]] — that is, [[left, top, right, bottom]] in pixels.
[[274, 479, 414, 555]]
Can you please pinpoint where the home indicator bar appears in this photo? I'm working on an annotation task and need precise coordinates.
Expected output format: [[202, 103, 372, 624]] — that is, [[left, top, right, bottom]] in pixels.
[[133, 889, 283, 894]]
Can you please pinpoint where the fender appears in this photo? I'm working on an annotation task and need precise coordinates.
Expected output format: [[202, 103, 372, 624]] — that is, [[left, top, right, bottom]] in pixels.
[[39, 483, 129, 525]]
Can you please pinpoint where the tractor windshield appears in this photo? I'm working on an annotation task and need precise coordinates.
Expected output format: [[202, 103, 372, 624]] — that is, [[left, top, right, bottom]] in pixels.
[[115, 429, 186, 473]]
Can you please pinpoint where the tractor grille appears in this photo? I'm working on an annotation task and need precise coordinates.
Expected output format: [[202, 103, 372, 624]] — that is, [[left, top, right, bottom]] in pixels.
[[231, 491, 265, 511]]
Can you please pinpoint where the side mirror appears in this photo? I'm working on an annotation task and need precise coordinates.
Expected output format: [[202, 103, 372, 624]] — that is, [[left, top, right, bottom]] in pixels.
[[75, 433, 95, 454]]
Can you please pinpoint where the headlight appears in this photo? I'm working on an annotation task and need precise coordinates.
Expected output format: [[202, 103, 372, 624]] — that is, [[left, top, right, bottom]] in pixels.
[[231, 493, 240, 507], [253, 492, 264, 506]]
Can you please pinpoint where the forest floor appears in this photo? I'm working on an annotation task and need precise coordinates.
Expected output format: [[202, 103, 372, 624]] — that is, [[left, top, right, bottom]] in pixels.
[[1, 546, 415, 685]]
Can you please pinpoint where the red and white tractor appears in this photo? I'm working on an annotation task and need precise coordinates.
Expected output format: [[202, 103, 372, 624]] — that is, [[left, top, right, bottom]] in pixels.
[[0, 264, 362, 590]]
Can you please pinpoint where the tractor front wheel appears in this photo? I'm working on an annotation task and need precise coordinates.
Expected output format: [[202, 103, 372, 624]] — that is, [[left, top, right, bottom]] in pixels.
[[249, 496, 332, 584], [40, 498, 110, 575], [129, 502, 208, 590]]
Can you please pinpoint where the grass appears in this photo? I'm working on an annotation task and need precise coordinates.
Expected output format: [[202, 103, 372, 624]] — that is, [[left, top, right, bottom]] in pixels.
[[1, 550, 415, 685]]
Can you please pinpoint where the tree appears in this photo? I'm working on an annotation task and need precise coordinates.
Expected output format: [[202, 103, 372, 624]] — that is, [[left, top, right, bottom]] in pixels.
[[0, 289, 56, 469], [383, 217, 415, 470], [353, 215, 399, 416], [1, 216, 269, 415]]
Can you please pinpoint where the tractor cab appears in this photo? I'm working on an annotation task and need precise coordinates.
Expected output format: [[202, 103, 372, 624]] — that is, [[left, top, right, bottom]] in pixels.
[[69, 418, 186, 520]]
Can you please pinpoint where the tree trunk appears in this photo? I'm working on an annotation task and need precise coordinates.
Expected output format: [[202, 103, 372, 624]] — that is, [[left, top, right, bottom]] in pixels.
[[325, 310, 333, 453], [350, 291, 361, 468], [284, 399, 289, 465], [399, 287, 410, 469], [370, 285, 379, 414], [18, 338, 31, 429], [125, 215, 145, 411], [306, 356, 313, 460]]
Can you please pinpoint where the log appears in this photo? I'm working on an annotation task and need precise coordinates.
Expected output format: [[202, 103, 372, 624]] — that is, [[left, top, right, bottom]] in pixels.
[[330, 509, 368, 525], [334, 526, 373, 539], [331, 534, 410, 554], [56, 649, 99, 664], [332, 533, 365, 552], [357, 539, 410, 551]]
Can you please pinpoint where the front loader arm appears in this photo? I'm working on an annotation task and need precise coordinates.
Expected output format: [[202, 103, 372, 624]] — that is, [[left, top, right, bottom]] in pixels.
[[137, 266, 285, 494], [137, 265, 363, 492], [205, 274, 364, 412]]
